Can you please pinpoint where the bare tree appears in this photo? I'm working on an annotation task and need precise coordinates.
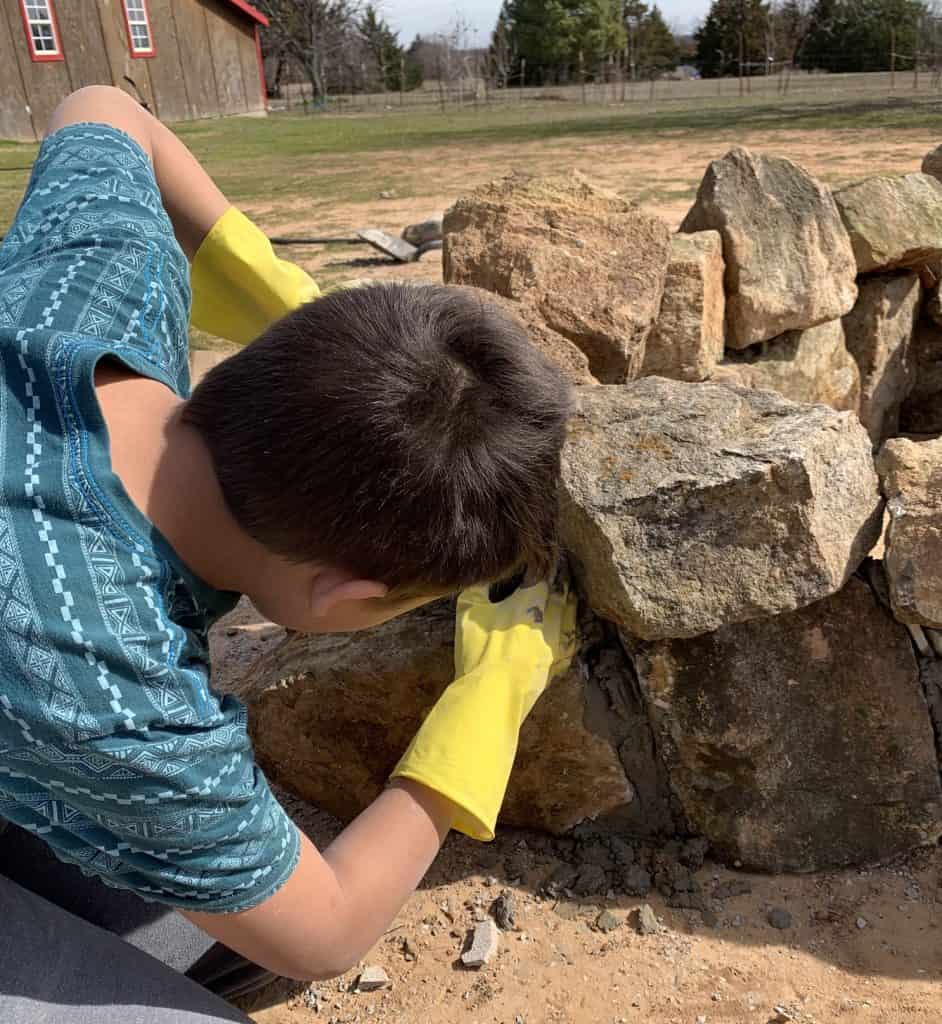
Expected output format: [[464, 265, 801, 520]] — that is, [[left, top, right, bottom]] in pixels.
[[258, 0, 364, 101]]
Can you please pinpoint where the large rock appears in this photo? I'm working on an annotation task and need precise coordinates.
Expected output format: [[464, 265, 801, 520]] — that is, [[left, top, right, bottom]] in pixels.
[[922, 142, 942, 182], [900, 320, 942, 435], [244, 601, 639, 834], [712, 318, 859, 413], [443, 171, 671, 382], [842, 271, 920, 444], [631, 579, 942, 872], [834, 173, 942, 274], [876, 436, 942, 628], [679, 147, 858, 349], [560, 378, 883, 640], [641, 231, 725, 382]]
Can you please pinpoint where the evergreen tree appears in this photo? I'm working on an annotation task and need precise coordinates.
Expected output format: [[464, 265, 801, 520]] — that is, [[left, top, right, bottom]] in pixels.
[[358, 5, 422, 90], [800, 0, 927, 71], [490, 2, 517, 85], [640, 5, 680, 72], [694, 0, 770, 77]]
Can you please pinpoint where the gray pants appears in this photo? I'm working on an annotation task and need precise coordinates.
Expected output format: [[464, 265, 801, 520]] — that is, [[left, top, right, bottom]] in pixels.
[[0, 825, 265, 1023]]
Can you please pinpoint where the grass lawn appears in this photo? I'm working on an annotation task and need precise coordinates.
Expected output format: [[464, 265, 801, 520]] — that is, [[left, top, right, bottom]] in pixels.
[[1, 93, 940, 224], [0, 91, 939, 349]]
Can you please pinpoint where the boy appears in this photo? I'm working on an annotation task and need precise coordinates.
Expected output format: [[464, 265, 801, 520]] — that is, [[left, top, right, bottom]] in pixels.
[[0, 87, 576, 1023]]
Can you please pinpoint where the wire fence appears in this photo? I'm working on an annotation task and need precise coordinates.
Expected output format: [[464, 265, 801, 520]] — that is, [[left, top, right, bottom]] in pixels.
[[267, 67, 942, 117]]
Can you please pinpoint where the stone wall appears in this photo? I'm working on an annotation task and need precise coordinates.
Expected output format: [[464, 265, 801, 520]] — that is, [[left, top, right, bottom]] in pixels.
[[243, 145, 942, 876]]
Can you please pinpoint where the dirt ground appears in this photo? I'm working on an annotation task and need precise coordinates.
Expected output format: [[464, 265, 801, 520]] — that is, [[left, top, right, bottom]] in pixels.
[[243, 127, 938, 294], [209, 601, 942, 1024]]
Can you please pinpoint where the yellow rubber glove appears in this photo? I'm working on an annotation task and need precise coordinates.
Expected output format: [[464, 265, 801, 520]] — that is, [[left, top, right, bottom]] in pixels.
[[190, 207, 320, 345], [391, 571, 579, 840]]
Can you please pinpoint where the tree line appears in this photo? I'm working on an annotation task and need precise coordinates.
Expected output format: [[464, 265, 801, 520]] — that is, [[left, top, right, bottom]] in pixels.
[[695, 0, 940, 77], [491, 0, 942, 81], [256, 0, 942, 103]]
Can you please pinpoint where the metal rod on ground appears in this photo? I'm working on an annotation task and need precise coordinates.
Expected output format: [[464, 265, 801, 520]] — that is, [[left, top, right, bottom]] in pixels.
[[269, 236, 361, 245]]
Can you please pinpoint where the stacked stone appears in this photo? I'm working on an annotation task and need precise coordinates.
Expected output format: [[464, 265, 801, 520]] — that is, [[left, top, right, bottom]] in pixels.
[[242, 157, 942, 876]]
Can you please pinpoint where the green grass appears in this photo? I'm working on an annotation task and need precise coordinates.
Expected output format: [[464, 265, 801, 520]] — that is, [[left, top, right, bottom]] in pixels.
[[1, 92, 940, 234]]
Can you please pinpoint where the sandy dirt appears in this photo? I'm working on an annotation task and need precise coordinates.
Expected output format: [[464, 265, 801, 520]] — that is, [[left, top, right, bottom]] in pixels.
[[209, 601, 942, 1024], [241, 127, 937, 293]]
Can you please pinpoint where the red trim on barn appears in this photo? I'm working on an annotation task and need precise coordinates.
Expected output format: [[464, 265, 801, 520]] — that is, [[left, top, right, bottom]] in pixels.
[[254, 25, 268, 108], [223, 0, 268, 27], [121, 0, 156, 59], [18, 0, 65, 63]]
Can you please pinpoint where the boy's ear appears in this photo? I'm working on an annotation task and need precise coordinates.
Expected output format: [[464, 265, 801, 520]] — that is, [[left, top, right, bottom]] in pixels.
[[310, 568, 388, 618]]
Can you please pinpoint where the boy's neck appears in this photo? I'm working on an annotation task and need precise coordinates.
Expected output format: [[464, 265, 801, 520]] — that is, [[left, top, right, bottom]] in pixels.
[[94, 362, 262, 594]]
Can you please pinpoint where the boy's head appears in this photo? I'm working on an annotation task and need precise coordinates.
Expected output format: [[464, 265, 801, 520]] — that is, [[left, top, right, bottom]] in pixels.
[[182, 283, 573, 632]]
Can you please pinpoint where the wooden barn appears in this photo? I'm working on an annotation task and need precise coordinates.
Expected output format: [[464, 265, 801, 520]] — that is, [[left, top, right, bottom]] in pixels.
[[0, 0, 269, 141]]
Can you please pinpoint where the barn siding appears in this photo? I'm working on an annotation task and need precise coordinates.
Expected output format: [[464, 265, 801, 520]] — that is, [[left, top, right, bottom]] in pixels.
[[145, 0, 192, 122], [55, 1, 111, 89], [2, 0, 73, 135], [0, 3, 35, 139], [97, 0, 155, 112], [172, 0, 221, 118], [235, 18, 264, 111], [0, 0, 267, 139], [202, 0, 248, 113]]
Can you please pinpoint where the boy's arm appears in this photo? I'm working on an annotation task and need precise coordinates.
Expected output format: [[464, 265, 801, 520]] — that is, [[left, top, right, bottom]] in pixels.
[[48, 86, 318, 344], [48, 86, 228, 259]]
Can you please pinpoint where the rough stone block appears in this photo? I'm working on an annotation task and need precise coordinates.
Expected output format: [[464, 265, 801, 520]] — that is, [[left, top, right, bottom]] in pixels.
[[244, 602, 639, 834], [680, 147, 857, 349], [443, 171, 671, 382], [842, 271, 920, 444], [834, 173, 942, 273], [560, 378, 883, 640], [712, 318, 859, 413], [631, 579, 942, 871], [877, 436, 942, 627], [641, 231, 725, 382]]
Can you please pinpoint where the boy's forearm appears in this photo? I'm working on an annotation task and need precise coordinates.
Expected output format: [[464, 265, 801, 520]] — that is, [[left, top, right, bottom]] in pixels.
[[183, 779, 453, 981], [47, 86, 229, 260]]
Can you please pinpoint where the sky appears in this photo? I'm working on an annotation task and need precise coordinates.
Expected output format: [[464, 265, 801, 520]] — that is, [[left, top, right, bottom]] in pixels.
[[380, 0, 711, 47]]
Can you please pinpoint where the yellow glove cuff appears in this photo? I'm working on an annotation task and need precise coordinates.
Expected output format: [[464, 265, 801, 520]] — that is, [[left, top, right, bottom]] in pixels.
[[190, 207, 320, 345], [392, 663, 533, 841]]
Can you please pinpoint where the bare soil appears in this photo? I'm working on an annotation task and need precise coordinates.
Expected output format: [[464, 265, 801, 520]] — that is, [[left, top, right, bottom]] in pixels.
[[243, 127, 936, 293], [210, 601, 942, 1024]]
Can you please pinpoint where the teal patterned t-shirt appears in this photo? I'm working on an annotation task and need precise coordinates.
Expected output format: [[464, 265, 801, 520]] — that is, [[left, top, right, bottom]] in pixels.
[[0, 124, 300, 912]]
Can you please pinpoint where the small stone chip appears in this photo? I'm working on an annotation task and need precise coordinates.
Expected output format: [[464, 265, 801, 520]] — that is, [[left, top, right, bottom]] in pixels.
[[491, 890, 516, 931], [856, 916, 868, 929], [595, 909, 621, 933], [768, 907, 793, 930], [634, 904, 659, 935], [461, 918, 500, 968], [355, 965, 389, 992]]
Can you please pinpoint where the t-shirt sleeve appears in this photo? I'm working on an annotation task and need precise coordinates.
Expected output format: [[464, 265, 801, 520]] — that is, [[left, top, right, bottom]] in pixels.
[[0, 671, 301, 914], [0, 122, 190, 395]]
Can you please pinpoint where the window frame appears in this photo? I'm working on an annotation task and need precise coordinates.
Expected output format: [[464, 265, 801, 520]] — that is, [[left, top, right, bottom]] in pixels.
[[121, 0, 156, 59], [18, 0, 64, 63]]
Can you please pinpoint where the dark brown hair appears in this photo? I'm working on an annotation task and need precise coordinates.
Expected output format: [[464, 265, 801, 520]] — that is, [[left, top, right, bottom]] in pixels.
[[182, 283, 572, 590]]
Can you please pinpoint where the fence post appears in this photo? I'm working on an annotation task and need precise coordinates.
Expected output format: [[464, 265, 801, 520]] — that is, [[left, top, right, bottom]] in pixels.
[[520, 58, 526, 104], [400, 55, 405, 106], [580, 51, 587, 103], [891, 27, 897, 90]]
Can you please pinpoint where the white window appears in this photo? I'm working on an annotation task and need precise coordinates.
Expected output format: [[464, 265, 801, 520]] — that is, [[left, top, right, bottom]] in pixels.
[[20, 0, 62, 60], [123, 0, 154, 57]]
